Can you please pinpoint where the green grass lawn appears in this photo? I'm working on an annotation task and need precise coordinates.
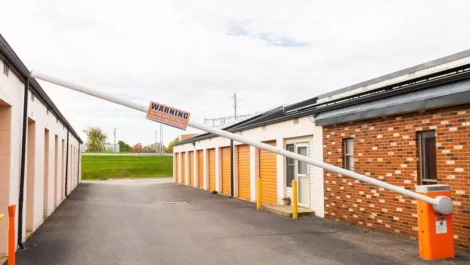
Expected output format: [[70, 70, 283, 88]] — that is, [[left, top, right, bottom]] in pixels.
[[82, 155, 173, 180]]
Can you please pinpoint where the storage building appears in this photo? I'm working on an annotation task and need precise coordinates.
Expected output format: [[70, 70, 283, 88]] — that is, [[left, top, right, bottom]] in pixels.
[[174, 104, 325, 216], [0, 35, 82, 256], [174, 48, 470, 253]]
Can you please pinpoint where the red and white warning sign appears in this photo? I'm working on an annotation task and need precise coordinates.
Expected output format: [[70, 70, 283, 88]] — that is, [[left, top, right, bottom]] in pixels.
[[146, 101, 191, 130]]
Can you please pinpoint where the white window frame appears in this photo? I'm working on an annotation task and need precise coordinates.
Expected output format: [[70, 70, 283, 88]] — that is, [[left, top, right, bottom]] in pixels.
[[343, 138, 354, 171], [295, 143, 309, 179], [285, 144, 295, 187], [418, 130, 438, 184], [3, 62, 9, 77], [295, 143, 309, 206], [285, 139, 310, 186]]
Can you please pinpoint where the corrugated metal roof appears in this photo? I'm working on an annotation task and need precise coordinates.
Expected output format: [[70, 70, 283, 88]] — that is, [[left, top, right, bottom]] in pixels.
[[315, 78, 470, 126], [316, 49, 470, 103]]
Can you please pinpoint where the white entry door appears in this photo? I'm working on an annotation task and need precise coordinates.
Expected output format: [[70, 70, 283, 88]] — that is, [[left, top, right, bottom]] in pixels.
[[295, 144, 309, 206]]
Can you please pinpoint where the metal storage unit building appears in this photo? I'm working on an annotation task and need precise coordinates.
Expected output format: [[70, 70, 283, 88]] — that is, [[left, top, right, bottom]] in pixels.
[[0, 35, 82, 255], [173, 103, 324, 215]]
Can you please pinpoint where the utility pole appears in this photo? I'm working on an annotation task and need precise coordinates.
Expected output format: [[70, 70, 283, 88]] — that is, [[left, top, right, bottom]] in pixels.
[[155, 130, 158, 154], [160, 124, 163, 154], [232, 93, 237, 120], [113, 128, 116, 152]]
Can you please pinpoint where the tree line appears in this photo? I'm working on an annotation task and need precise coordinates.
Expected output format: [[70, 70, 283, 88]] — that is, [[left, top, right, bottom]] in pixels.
[[84, 127, 179, 153]]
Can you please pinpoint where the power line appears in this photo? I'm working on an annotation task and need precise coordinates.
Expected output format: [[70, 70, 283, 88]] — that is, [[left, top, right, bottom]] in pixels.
[[204, 92, 251, 127]]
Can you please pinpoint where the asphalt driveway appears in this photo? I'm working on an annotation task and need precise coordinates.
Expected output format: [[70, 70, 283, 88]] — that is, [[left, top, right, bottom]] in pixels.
[[15, 179, 469, 265]]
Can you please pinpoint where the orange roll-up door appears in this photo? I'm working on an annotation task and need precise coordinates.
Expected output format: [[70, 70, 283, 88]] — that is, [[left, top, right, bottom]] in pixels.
[[182, 152, 186, 185], [189, 151, 194, 186], [208, 149, 216, 191], [221, 147, 231, 195], [259, 141, 277, 205], [175, 153, 179, 182], [197, 150, 204, 188], [237, 145, 250, 200]]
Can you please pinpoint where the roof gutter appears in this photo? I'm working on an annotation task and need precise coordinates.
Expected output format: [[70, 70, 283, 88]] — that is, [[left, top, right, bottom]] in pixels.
[[64, 130, 70, 197], [77, 143, 81, 185]]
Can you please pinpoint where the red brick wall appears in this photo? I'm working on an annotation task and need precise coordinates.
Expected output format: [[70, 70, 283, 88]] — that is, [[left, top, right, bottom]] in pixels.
[[323, 104, 470, 252]]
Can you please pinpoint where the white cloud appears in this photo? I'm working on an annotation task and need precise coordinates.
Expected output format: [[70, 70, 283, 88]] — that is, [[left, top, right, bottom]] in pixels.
[[1, 0, 470, 146]]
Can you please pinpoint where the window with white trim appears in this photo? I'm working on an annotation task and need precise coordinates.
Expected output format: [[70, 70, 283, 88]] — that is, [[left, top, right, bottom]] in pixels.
[[418, 131, 437, 184], [286, 144, 295, 187], [3, 62, 9, 77], [297, 146, 308, 174], [343, 138, 354, 171], [285, 142, 308, 187]]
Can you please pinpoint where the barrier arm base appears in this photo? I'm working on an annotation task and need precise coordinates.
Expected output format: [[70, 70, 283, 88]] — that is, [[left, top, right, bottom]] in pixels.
[[417, 185, 454, 260]]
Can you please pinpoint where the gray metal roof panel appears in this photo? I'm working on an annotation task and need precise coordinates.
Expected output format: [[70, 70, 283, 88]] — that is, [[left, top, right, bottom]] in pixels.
[[316, 49, 470, 100], [315, 78, 470, 126]]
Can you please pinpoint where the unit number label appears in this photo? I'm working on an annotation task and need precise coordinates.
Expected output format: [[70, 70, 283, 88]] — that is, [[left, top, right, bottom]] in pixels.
[[435, 217, 447, 234]]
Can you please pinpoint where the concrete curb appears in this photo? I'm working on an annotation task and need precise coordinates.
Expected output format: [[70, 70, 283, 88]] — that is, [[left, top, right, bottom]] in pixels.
[[262, 204, 315, 218]]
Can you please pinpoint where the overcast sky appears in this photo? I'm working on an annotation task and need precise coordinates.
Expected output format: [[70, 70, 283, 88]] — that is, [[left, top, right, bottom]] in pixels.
[[1, 1, 470, 147]]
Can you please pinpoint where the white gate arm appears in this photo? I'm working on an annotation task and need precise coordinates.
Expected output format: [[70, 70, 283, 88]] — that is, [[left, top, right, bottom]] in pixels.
[[30, 71, 453, 215]]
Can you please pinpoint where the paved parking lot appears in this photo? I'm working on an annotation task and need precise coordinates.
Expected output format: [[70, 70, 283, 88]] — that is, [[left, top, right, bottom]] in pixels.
[[15, 179, 469, 265]]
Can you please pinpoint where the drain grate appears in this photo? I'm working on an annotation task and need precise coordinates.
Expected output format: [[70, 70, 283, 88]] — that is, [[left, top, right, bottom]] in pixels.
[[151, 201, 190, 206]]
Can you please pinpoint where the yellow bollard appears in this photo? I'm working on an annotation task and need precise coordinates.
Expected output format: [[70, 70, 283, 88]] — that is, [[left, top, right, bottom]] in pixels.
[[292, 180, 298, 220], [0, 213, 3, 221], [256, 178, 261, 210]]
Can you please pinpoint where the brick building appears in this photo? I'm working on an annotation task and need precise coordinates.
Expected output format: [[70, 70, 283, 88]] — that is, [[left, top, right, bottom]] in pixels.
[[313, 51, 470, 251]]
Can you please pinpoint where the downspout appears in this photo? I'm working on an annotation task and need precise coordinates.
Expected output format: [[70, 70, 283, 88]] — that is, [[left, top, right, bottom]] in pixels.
[[17, 78, 29, 248], [77, 143, 80, 185], [230, 140, 234, 198], [64, 130, 70, 197]]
